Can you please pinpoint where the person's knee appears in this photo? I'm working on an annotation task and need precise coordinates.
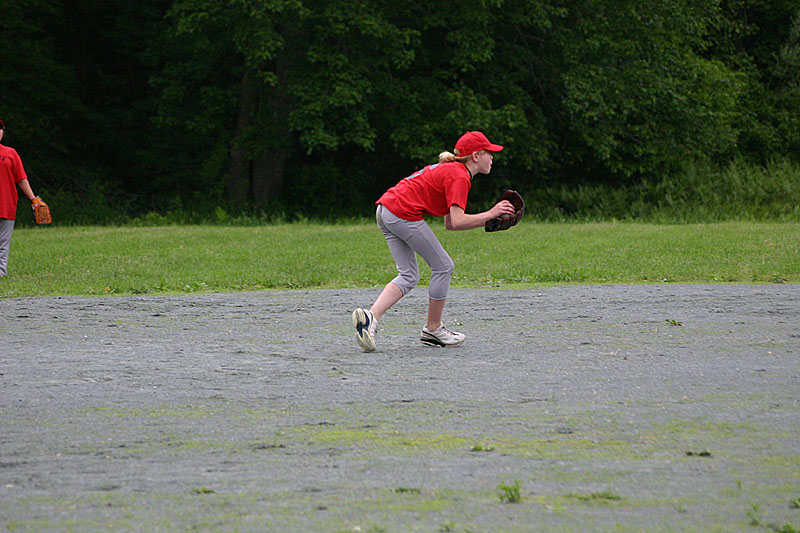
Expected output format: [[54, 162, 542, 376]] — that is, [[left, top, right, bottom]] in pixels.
[[433, 256, 454, 278], [428, 258, 454, 300], [395, 271, 419, 296], [444, 257, 454, 276]]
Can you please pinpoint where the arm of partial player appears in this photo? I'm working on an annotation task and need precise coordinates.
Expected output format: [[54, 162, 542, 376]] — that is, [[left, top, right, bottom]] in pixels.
[[444, 201, 516, 231], [18, 179, 36, 202]]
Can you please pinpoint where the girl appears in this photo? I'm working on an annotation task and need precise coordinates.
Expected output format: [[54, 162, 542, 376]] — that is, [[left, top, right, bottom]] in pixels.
[[352, 131, 516, 351]]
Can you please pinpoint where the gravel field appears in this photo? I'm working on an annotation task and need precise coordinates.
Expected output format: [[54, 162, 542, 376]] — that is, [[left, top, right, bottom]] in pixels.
[[1, 285, 799, 532]]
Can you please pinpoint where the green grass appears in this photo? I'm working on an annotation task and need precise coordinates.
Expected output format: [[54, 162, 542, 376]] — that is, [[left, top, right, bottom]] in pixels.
[[497, 480, 523, 503], [1, 221, 798, 297]]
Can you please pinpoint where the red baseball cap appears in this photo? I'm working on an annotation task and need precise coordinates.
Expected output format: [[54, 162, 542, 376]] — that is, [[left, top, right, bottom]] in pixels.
[[0, 120, 4, 129], [454, 131, 503, 157]]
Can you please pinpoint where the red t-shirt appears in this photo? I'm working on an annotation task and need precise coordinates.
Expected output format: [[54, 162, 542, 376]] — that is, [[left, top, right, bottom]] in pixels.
[[377, 162, 471, 221], [0, 145, 28, 220]]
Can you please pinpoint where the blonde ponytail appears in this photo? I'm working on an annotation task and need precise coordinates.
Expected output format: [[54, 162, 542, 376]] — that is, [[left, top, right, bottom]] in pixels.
[[438, 150, 472, 164], [438, 151, 457, 163]]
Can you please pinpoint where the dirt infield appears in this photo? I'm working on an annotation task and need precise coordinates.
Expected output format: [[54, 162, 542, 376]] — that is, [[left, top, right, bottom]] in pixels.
[[1, 285, 799, 531]]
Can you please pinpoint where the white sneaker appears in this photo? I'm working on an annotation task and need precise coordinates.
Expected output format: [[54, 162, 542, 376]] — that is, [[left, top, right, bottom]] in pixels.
[[420, 324, 465, 347], [352, 308, 377, 352]]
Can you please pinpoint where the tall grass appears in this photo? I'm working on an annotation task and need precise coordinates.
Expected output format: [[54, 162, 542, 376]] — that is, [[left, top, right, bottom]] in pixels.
[[1, 222, 797, 298], [528, 158, 800, 222], [14, 158, 800, 227]]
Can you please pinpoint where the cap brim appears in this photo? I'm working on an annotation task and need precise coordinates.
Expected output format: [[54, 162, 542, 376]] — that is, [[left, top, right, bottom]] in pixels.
[[486, 143, 503, 152]]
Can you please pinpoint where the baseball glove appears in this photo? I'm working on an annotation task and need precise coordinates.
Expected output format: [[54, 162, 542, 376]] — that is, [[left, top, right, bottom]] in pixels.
[[31, 196, 52, 225], [485, 189, 524, 232]]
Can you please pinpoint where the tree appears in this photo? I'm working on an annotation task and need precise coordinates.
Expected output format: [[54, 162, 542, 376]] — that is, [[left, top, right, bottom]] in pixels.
[[1, 0, 89, 188], [151, 0, 572, 212], [152, 0, 422, 209], [703, 0, 800, 162], [3, 0, 171, 223], [772, 8, 800, 160], [554, 0, 745, 181]]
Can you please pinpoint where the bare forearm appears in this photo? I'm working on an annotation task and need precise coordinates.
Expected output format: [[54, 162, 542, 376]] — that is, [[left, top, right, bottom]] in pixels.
[[445, 211, 494, 231], [17, 179, 35, 201], [447, 201, 516, 231]]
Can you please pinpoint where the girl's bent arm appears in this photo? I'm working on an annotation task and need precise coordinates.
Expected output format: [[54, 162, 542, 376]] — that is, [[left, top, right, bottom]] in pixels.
[[446, 202, 515, 231]]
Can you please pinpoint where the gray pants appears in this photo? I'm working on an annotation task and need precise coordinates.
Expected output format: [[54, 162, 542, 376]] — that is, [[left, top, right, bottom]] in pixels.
[[0, 219, 14, 276], [376, 204, 454, 300]]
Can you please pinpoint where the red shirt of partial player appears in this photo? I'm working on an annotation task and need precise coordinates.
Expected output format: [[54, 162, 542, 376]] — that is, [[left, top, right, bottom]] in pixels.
[[0, 145, 29, 220], [377, 162, 472, 221]]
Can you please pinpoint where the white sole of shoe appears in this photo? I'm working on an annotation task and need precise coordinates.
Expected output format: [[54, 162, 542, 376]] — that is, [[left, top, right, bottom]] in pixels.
[[352, 309, 376, 352], [419, 333, 465, 348]]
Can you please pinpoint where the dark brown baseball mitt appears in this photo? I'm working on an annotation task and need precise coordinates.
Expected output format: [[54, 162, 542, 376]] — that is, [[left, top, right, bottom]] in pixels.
[[485, 189, 524, 232]]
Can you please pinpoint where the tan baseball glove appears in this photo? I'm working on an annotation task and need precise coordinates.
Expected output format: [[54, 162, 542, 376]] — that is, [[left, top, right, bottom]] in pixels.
[[31, 196, 52, 225]]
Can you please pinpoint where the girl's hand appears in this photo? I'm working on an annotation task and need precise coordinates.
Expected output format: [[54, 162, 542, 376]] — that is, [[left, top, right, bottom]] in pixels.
[[489, 200, 516, 219]]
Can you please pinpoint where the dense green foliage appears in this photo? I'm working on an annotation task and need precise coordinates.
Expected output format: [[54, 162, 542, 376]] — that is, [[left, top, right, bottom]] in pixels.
[[2, 0, 799, 224]]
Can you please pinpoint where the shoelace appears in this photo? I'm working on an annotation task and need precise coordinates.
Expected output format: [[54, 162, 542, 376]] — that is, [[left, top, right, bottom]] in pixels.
[[437, 324, 460, 337]]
